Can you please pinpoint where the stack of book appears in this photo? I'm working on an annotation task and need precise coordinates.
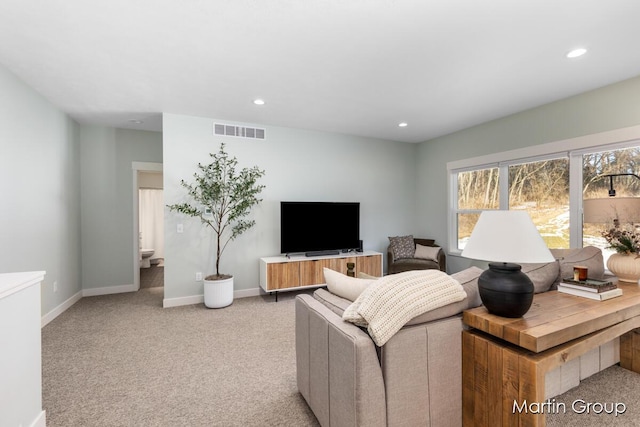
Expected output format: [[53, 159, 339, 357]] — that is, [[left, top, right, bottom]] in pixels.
[[557, 277, 622, 301]]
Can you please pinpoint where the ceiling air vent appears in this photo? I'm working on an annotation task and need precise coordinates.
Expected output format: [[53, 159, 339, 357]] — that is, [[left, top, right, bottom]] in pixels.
[[214, 123, 266, 140]]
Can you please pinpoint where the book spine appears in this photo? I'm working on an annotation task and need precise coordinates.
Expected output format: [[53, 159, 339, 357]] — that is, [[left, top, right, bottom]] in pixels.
[[559, 282, 617, 293], [559, 282, 598, 293], [558, 286, 622, 300], [558, 286, 600, 300], [561, 278, 614, 289], [559, 281, 618, 292]]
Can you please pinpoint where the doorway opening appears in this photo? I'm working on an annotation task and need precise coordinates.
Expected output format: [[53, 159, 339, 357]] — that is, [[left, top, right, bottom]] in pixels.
[[132, 162, 163, 292]]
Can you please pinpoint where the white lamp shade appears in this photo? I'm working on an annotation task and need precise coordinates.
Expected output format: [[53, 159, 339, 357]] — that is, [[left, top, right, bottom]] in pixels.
[[461, 210, 554, 263], [583, 197, 640, 223]]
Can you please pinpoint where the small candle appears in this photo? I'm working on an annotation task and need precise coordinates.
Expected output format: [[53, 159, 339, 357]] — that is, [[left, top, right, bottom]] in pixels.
[[574, 266, 588, 281]]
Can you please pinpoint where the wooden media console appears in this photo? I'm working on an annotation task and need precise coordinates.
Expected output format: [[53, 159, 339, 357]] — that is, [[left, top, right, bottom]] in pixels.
[[259, 251, 383, 300]]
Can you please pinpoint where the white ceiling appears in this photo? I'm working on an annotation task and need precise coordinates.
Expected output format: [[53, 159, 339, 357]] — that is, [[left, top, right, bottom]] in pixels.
[[1, 1, 640, 143]]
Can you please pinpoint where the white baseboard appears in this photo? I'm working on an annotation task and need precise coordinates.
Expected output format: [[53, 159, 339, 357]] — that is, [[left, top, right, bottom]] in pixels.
[[234, 287, 262, 298], [41, 284, 137, 327], [41, 291, 82, 328], [30, 410, 46, 427], [82, 283, 137, 297], [163, 287, 262, 308], [163, 294, 204, 308], [43, 284, 262, 312]]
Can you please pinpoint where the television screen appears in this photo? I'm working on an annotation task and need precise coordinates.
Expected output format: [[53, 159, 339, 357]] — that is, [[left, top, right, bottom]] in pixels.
[[280, 202, 360, 255]]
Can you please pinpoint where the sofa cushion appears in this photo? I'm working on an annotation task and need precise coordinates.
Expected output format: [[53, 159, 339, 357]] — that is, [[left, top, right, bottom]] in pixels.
[[550, 246, 605, 287], [313, 288, 351, 316], [390, 258, 440, 269], [323, 267, 376, 302], [343, 270, 467, 346], [520, 261, 560, 293], [388, 235, 415, 261], [405, 266, 483, 326], [414, 244, 441, 261]]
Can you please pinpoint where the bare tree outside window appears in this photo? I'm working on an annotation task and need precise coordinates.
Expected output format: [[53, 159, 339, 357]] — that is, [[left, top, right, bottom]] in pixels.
[[456, 160, 571, 249], [457, 168, 499, 249], [508, 159, 570, 248]]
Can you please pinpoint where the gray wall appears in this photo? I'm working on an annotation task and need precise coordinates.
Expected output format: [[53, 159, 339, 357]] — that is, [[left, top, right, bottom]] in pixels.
[[0, 64, 81, 317], [417, 75, 640, 273], [80, 125, 162, 290], [0, 59, 163, 309], [163, 113, 418, 301]]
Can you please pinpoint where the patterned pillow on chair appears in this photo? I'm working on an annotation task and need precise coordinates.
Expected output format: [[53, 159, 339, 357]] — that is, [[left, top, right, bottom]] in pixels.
[[388, 235, 415, 261]]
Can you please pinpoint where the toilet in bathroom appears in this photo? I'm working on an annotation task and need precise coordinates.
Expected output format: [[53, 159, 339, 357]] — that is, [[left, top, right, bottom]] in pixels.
[[140, 248, 155, 268]]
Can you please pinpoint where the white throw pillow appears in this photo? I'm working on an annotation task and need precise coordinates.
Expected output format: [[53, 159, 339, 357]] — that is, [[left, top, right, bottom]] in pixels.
[[323, 267, 376, 302], [414, 244, 441, 261]]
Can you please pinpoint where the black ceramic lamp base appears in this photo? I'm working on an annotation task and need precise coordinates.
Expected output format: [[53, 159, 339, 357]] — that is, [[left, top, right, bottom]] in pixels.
[[478, 262, 534, 318]]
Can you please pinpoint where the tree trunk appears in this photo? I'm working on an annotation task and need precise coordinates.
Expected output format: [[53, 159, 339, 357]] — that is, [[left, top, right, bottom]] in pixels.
[[216, 231, 221, 276]]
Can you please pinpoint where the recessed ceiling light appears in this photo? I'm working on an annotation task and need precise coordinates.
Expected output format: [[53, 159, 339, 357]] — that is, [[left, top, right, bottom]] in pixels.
[[567, 48, 587, 59], [129, 119, 143, 124], [253, 99, 265, 105], [398, 122, 408, 127]]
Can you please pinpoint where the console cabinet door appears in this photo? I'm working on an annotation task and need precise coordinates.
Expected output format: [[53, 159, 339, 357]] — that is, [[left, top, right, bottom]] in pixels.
[[300, 260, 325, 286], [356, 254, 382, 277], [261, 252, 382, 292], [267, 262, 300, 290], [301, 257, 358, 285], [325, 257, 356, 276]]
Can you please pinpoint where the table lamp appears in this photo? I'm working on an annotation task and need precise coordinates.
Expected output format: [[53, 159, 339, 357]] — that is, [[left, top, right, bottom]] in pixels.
[[461, 210, 554, 317]]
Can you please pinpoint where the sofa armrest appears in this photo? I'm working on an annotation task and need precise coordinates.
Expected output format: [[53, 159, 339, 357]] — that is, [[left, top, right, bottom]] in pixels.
[[380, 316, 466, 427], [437, 248, 446, 272], [387, 245, 395, 271], [296, 294, 386, 427]]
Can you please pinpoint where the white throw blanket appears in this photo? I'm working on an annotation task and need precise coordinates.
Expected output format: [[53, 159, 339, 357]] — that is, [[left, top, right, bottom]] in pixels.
[[342, 270, 467, 346]]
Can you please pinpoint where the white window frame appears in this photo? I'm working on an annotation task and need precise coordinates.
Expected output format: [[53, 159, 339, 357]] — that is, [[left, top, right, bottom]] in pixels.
[[447, 125, 640, 256], [450, 154, 569, 253]]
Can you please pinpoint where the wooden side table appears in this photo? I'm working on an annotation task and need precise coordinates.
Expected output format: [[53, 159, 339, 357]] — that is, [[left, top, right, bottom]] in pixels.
[[462, 282, 640, 427]]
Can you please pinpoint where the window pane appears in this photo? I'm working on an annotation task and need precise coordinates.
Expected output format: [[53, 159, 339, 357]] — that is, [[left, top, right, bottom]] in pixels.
[[508, 158, 569, 248], [583, 146, 640, 265], [457, 168, 499, 209], [457, 213, 480, 250], [583, 147, 640, 198]]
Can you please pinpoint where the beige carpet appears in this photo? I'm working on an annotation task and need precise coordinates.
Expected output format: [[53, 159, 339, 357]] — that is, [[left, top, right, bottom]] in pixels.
[[42, 287, 640, 426], [42, 287, 319, 427], [546, 364, 640, 426]]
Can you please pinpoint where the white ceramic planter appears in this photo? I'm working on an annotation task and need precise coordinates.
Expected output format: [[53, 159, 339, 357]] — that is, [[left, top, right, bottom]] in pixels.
[[203, 276, 234, 308], [607, 253, 640, 283]]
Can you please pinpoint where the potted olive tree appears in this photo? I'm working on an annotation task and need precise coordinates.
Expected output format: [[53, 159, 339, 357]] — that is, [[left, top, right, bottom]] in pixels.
[[168, 143, 265, 308]]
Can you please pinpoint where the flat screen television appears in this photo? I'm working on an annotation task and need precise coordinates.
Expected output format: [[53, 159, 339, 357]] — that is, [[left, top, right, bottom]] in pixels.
[[280, 201, 360, 255]]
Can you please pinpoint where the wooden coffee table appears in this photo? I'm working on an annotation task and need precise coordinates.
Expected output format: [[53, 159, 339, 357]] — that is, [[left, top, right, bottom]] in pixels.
[[462, 281, 640, 427]]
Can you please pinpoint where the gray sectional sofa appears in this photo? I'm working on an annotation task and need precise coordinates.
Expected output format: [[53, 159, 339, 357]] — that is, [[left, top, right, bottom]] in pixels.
[[295, 246, 606, 426]]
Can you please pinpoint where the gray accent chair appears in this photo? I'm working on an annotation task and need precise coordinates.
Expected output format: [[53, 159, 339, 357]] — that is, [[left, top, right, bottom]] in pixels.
[[387, 238, 446, 274]]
